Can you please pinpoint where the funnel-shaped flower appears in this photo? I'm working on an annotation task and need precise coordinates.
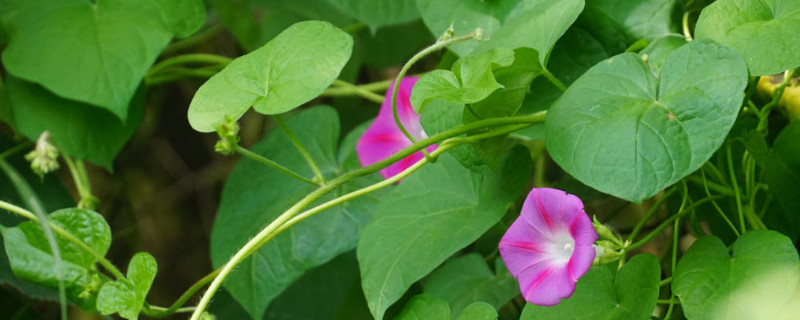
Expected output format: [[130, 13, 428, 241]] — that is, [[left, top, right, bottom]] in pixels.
[[499, 188, 598, 306], [356, 77, 435, 179]]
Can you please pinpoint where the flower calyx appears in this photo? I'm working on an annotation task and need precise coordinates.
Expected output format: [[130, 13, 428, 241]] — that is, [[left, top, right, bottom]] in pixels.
[[214, 116, 240, 155], [25, 131, 60, 179]]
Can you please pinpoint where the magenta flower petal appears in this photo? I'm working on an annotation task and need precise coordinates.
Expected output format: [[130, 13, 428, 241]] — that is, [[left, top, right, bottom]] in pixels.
[[356, 77, 436, 179], [498, 188, 598, 306]]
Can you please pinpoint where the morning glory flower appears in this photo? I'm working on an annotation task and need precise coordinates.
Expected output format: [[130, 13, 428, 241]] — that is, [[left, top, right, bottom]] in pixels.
[[356, 77, 435, 179], [498, 188, 598, 306]]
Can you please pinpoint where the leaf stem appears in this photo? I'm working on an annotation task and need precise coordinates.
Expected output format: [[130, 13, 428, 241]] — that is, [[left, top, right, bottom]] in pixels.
[[141, 268, 221, 317], [700, 168, 740, 236], [542, 68, 567, 92], [188, 111, 547, 320], [626, 195, 725, 252], [323, 80, 385, 103], [61, 154, 98, 210], [726, 144, 746, 234], [274, 114, 327, 185], [627, 188, 679, 243], [682, 11, 693, 41], [162, 23, 224, 55], [665, 182, 689, 320], [146, 53, 233, 79], [234, 145, 318, 186]]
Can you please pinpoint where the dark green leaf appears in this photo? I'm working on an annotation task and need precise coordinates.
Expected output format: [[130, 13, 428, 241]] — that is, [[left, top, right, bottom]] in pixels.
[[357, 149, 531, 319], [358, 21, 434, 68], [327, 0, 419, 29], [764, 122, 800, 240], [210, 107, 385, 319], [6, 77, 144, 170], [1, 208, 111, 311], [521, 254, 660, 319], [395, 294, 450, 320], [0, 0, 205, 119], [673, 231, 800, 319], [545, 39, 748, 202], [96, 252, 158, 319], [188, 21, 353, 132], [587, 0, 680, 44], [415, 0, 583, 63], [424, 254, 517, 319], [695, 0, 800, 75]]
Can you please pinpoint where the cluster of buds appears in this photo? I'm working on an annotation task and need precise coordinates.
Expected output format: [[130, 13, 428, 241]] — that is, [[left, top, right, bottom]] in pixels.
[[25, 131, 59, 179], [214, 117, 240, 155], [592, 215, 628, 265]]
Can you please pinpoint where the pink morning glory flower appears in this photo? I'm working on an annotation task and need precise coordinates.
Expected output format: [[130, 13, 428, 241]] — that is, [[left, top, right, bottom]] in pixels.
[[498, 188, 598, 306], [356, 77, 436, 179]]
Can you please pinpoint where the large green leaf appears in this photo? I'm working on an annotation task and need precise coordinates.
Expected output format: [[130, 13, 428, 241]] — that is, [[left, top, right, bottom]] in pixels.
[[188, 21, 353, 132], [326, 0, 419, 29], [763, 122, 800, 239], [587, 0, 680, 44], [415, 0, 584, 63], [521, 254, 660, 319], [357, 149, 531, 319], [0, 0, 205, 119], [455, 302, 498, 320], [96, 252, 158, 320], [6, 77, 144, 170], [395, 294, 451, 320], [423, 254, 518, 319], [545, 39, 748, 202], [695, 0, 800, 76], [208, 0, 354, 52], [673, 231, 800, 320], [0, 208, 111, 311], [210, 107, 385, 319]]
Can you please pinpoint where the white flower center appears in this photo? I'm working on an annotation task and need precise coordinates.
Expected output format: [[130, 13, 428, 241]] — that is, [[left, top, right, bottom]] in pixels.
[[549, 232, 575, 263]]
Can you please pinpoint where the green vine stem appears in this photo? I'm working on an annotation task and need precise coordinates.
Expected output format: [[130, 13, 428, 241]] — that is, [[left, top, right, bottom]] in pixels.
[[274, 115, 327, 185], [664, 182, 689, 320], [541, 69, 567, 92], [61, 154, 98, 210], [757, 69, 796, 133], [234, 145, 318, 186], [162, 23, 224, 55], [682, 11, 694, 41], [145, 53, 233, 79], [323, 79, 385, 103], [625, 195, 725, 252], [700, 168, 741, 236], [726, 143, 746, 234], [0, 158, 68, 320], [189, 111, 547, 320], [391, 29, 484, 154], [141, 268, 221, 317]]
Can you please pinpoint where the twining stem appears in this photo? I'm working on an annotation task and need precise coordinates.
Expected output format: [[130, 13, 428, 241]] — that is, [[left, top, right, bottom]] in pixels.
[[391, 30, 483, 153], [146, 53, 233, 79], [627, 188, 679, 243], [700, 169, 740, 236], [0, 142, 33, 159], [665, 183, 689, 320], [726, 144, 746, 234], [189, 111, 547, 320], [274, 115, 327, 185], [234, 145, 317, 186], [324, 80, 385, 103], [162, 23, 224, 55], [542, 69, 567, 92], [682, 11, 693, 41], [626, 195, 725, 252], [0, 158, 68, 320], [145, 65, 225, 85], [61, 154, 97, 210], [141, 268, 221, 317], [660, 277, 672, 287], [757, 69, 795, 133], [686, 175, 737, 197]]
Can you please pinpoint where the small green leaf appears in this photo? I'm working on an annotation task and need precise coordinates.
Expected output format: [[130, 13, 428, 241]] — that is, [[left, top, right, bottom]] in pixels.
[[211, 107, 385, 319], [395, 294, 450, 320], [411, 48, 515, 113], [188, 21, 353, 132], [0, 208, 112, 311], [416, 0, 584, 63], [695, 0, 800, 75], [521, 254, 661, 319], [764, 122, 800, 240], [97, 252, 157, 320], [545, 39, 748, 202], [673, 231, 800, 319], [327, 0, 419, 29], [456, 302, 498, 320], [6, 77, 144, 170], [357, 149, 531, 319], [0, 0, 205, 119], [424, 254, 517, 319]]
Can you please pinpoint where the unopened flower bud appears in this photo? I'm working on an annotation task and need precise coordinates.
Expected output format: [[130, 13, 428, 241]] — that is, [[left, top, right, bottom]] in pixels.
[[25, 131, 59, 179], [215, 117, 240, 155], [473, 28, 485, 41], [439, 23, 455, 42], [593, 242, 624, 265], [592, 215, 620, 245]]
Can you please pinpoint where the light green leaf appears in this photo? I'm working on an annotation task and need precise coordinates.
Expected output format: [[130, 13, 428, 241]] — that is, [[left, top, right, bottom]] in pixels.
[[0, 0, 205, 119], [6, 77, 144, 170], [424, 254, 517, 319], [456, 302, 498, 320], [587, 0, 681, 43], [0, 208, 111, 311], [674, 231, 800, 320], [210, 107, 385, 319], [695, 0, 800, 75], [411, 48, 514, 112], [763, 122, 800, 240], [545, 39, 748, 202], [395, 294, 450, 320], [357, 149, 531, 319], [416, 0, 583, 63], [465, 48, 543, 121], [96, 252, 157, 320], [521, 254, 660, 319], [326, 0, 419, 29], [188, 21, 353, 132]]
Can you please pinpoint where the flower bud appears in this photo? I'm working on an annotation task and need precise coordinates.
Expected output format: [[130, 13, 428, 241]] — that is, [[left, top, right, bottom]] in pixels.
[[25, 131, 59, 179], [439, 23, 455, 42], [215, 117, 240, 155]]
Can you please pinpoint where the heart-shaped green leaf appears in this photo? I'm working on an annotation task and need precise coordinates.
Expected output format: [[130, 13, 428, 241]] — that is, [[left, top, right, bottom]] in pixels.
[[521, 253, 660, 319], [327, 0, 419, 30], [1, 208, 111, 311], [96, 252, 158, 320], [673, 231, 800, 320], [695, 0, 800, 75], [586, 0, 680, 43], [545, 39, 748, 202], [0, 0, 205, 119], [188, 21, 353, 132], [415, 0, 583, 63], [358, 150, 531, 320]]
